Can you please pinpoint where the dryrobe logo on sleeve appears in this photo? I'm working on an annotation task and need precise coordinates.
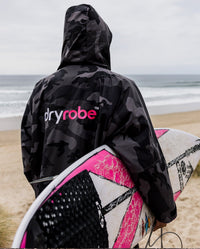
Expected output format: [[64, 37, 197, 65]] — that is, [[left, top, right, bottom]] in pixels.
[[44, 106, 97, 124]]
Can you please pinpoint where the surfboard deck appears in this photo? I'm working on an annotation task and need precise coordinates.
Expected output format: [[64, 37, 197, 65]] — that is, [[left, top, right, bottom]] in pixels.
[[12, 128, 200, 248]]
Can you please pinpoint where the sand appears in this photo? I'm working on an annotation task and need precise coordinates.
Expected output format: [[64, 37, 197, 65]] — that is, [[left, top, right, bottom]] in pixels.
[[0, 110, 200, 248], [0, 130, 35, 247]]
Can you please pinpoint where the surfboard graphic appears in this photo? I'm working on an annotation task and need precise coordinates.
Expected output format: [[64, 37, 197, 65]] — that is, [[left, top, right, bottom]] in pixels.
[[12, 128, 200, 248]]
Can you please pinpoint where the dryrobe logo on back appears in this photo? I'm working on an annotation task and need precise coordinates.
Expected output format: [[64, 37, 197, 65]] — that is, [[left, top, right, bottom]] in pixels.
[[44, 106, 97, 124]]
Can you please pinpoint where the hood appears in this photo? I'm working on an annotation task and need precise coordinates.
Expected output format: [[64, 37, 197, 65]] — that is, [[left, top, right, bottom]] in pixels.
[[58, 4, 112, 70]]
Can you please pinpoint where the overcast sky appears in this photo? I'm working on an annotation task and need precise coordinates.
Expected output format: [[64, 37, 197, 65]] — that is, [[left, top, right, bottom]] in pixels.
[[0, 0, 200, 75]]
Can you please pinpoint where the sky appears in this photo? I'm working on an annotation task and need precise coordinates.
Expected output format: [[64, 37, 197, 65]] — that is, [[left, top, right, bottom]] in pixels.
[[0, 0, 200, 75]]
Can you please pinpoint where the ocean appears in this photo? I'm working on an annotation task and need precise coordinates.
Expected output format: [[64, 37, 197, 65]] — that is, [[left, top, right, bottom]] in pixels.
[[0, 74, 200, 118], [129, 74, 200, 114]]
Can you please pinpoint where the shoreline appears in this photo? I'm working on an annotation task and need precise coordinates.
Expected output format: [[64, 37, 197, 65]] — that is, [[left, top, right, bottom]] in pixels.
[[0, 116, 22, 131], [1, 106, 200, 131], [151, 110, 200, 137], [147, 102, 200, 115]]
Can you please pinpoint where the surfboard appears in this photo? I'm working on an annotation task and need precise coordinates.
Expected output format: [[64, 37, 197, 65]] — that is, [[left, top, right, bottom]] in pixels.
[[12, 128, 200, 248]]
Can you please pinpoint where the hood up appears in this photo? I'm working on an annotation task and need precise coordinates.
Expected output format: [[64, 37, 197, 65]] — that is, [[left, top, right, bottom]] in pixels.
[[58, 4, 112, 70]]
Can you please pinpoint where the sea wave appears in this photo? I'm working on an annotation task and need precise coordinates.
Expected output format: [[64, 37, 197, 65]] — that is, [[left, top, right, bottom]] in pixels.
[[0, 89, 31, 94], [146, 97, 200, 106], [0, 100, 27, 105], [140, 87, 200, 99], [0, 101, 27, 118], [0, 74, 200, 117]]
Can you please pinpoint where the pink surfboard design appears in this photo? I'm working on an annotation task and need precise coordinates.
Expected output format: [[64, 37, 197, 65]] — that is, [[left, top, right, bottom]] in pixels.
[[174, 191, 181, 201], [45, 150, 134, 202], [43, 150, 137, 248], [12, 128, 200, 248], [113, 192, 143, 248], [155, 129, 169, 139]]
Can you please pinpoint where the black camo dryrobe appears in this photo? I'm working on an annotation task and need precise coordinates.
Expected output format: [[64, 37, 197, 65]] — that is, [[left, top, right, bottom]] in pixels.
[[21, 4, 177, 223]]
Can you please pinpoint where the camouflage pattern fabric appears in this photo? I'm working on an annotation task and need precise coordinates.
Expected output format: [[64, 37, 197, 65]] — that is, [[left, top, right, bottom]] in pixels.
[[21, 4, 176, 223]]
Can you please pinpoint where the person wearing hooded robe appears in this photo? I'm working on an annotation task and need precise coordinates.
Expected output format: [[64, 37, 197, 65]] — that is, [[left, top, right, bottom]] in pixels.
[[21, 4, 177, 246]]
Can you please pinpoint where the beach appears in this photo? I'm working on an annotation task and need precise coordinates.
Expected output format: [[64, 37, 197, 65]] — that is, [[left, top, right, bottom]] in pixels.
[[0, 110, 200, 248]]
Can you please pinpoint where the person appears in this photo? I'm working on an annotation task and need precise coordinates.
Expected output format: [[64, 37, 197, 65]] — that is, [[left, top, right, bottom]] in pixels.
[[21, 4, 176, 236]]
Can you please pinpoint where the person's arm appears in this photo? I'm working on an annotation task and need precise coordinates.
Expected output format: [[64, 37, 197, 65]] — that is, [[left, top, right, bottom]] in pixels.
[[21, 83, 44, 194], [21, 97, 34, 182], [106, 80, 177, 224]]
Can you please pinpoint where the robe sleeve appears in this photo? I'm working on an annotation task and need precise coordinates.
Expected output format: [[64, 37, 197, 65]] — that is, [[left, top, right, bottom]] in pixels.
[[21, 83, 44, 195], [106, 81, 177, 223]]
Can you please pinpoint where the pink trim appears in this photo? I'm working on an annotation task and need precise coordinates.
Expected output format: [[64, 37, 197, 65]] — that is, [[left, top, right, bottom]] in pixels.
[[45, 150, 134, 201], [20, 232, 27, 248], [155, 129, 169, 139], [113, 192, 143, 248]]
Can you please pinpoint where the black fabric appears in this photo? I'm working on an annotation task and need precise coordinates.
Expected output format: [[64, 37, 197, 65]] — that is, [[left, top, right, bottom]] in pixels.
[[25, 170, 108, 248], [21, 4, 177, 223]]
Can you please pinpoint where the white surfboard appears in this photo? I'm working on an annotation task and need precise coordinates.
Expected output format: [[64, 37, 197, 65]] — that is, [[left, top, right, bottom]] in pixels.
[[12, 128, 200, 248]]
